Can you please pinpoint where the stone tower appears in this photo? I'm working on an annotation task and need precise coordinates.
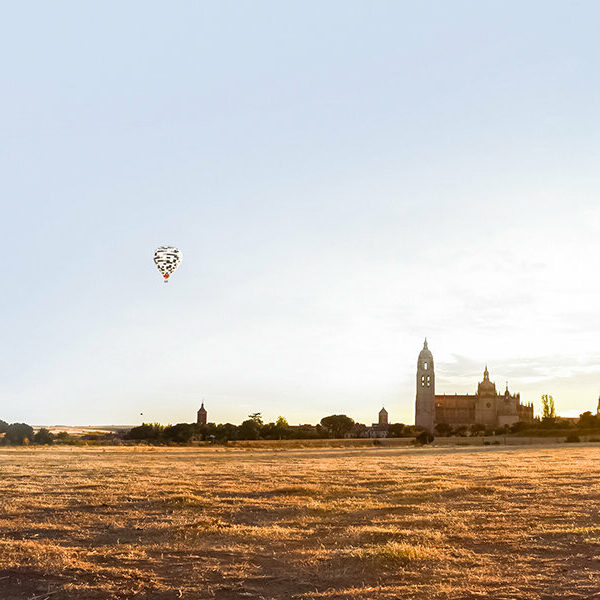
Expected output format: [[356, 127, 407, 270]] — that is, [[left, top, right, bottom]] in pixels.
[[378, 407, 388, 427], [197, 402, 207, 426], [475, 366, 497, 425], [415, 339, 435, 432]]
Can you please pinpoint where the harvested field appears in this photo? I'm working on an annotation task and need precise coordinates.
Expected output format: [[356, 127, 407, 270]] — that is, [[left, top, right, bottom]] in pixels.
[[1, 445, 599, 599]]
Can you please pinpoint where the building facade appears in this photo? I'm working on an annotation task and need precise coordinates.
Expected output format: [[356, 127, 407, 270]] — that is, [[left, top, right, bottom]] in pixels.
[[415, 340, 534, 432]]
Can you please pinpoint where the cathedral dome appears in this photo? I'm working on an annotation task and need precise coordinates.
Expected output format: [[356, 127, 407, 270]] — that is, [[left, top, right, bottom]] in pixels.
[[477, 366, 496, 394]]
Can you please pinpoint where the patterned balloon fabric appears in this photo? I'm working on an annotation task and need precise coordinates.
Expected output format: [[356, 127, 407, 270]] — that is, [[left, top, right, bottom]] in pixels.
[[153, 246, 182, 282]]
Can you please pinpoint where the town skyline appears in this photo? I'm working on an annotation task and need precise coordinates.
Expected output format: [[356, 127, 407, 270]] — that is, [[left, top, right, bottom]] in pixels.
[[17, 339, 600, 427]]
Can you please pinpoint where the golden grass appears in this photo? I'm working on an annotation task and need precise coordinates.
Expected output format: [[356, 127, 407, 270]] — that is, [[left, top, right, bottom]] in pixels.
[[0, 444, 599, 598], [350, 540, 441, 562]]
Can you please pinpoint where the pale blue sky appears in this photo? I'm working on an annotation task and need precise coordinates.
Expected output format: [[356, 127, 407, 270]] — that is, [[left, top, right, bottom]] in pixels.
[[1, 1, 599, 426]]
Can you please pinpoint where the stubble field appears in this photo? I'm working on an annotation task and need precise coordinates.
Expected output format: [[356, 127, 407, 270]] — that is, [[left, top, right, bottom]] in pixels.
[[1, 444, 599, 600]]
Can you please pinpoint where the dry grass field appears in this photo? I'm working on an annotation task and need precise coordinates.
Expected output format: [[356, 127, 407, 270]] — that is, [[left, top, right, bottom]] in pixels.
[[1, 445, 600, 600]]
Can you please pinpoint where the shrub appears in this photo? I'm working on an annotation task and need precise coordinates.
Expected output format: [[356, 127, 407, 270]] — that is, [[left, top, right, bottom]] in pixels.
[[510, 421, 530, 433], [416, 431, 434, 445], [470, 423, 486, 436], [4, 423, 34, 445], [387, 423, 406, 437], [565, 433, 581, 443], [33, 428, 54, 445], [434, 423, 452, 436]]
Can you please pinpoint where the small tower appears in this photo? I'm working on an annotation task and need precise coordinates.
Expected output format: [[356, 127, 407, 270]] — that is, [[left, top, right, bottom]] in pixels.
[[197, 402, 207, 426], [475, 366, 497, 426], [378, 407, 388, 427], [415, 338, 435, 433]]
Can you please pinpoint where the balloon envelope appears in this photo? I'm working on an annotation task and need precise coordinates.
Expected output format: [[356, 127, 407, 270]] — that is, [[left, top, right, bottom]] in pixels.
[[154, 246, 182, 281]]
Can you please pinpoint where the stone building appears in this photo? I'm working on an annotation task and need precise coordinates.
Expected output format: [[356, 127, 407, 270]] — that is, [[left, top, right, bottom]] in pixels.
[[415, 339, 534, 432], [378, 407, 388, 428], [197, 402, 207, 426], [355, 407, 390, 438], [368, 407, 389, 438]]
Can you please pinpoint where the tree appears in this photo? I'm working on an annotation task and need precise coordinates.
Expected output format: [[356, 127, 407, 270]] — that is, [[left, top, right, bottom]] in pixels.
[[0, 420, 8, 434], [290, 424, 322, 439], [541, 395, 556, 422], [248, 413, 263, 426], [259, 422, 279, 439], [4, 423, 34, 445], [238, 419, 261, 440], [319, 415, 355, 439], [274, 416, 290, 440], [33, 428, 55, 445], [260, 419, 291, 440], [579, 411, 600, 429], [196, 422, 217, 441], [126, 423, 164, 441], [214, 423, 238, 443], [163, 423, 195, 443]]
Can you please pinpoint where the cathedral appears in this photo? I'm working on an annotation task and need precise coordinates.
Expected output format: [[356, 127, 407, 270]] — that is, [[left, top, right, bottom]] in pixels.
[[415, 339, 534, 432]]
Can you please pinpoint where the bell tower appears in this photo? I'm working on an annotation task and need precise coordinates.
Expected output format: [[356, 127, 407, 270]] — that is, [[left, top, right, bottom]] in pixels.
[[197, 402, 207, 426], [415, 339, 435, 432]]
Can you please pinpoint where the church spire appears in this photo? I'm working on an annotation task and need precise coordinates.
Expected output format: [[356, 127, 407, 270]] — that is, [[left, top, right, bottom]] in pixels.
[[423, 337, 428, 350]]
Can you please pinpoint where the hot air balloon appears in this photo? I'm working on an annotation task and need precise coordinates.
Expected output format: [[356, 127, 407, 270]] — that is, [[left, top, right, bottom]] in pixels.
[[154, 246, 182, 282]]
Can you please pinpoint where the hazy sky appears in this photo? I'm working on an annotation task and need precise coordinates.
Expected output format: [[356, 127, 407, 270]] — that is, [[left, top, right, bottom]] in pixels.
[[1, 2, 599, 426]]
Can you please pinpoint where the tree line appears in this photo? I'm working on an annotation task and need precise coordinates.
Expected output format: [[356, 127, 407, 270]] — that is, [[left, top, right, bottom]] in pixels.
[[125, 413, 420, 444], [0, 421, 55, 445], [2, 395, 600, 445]]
